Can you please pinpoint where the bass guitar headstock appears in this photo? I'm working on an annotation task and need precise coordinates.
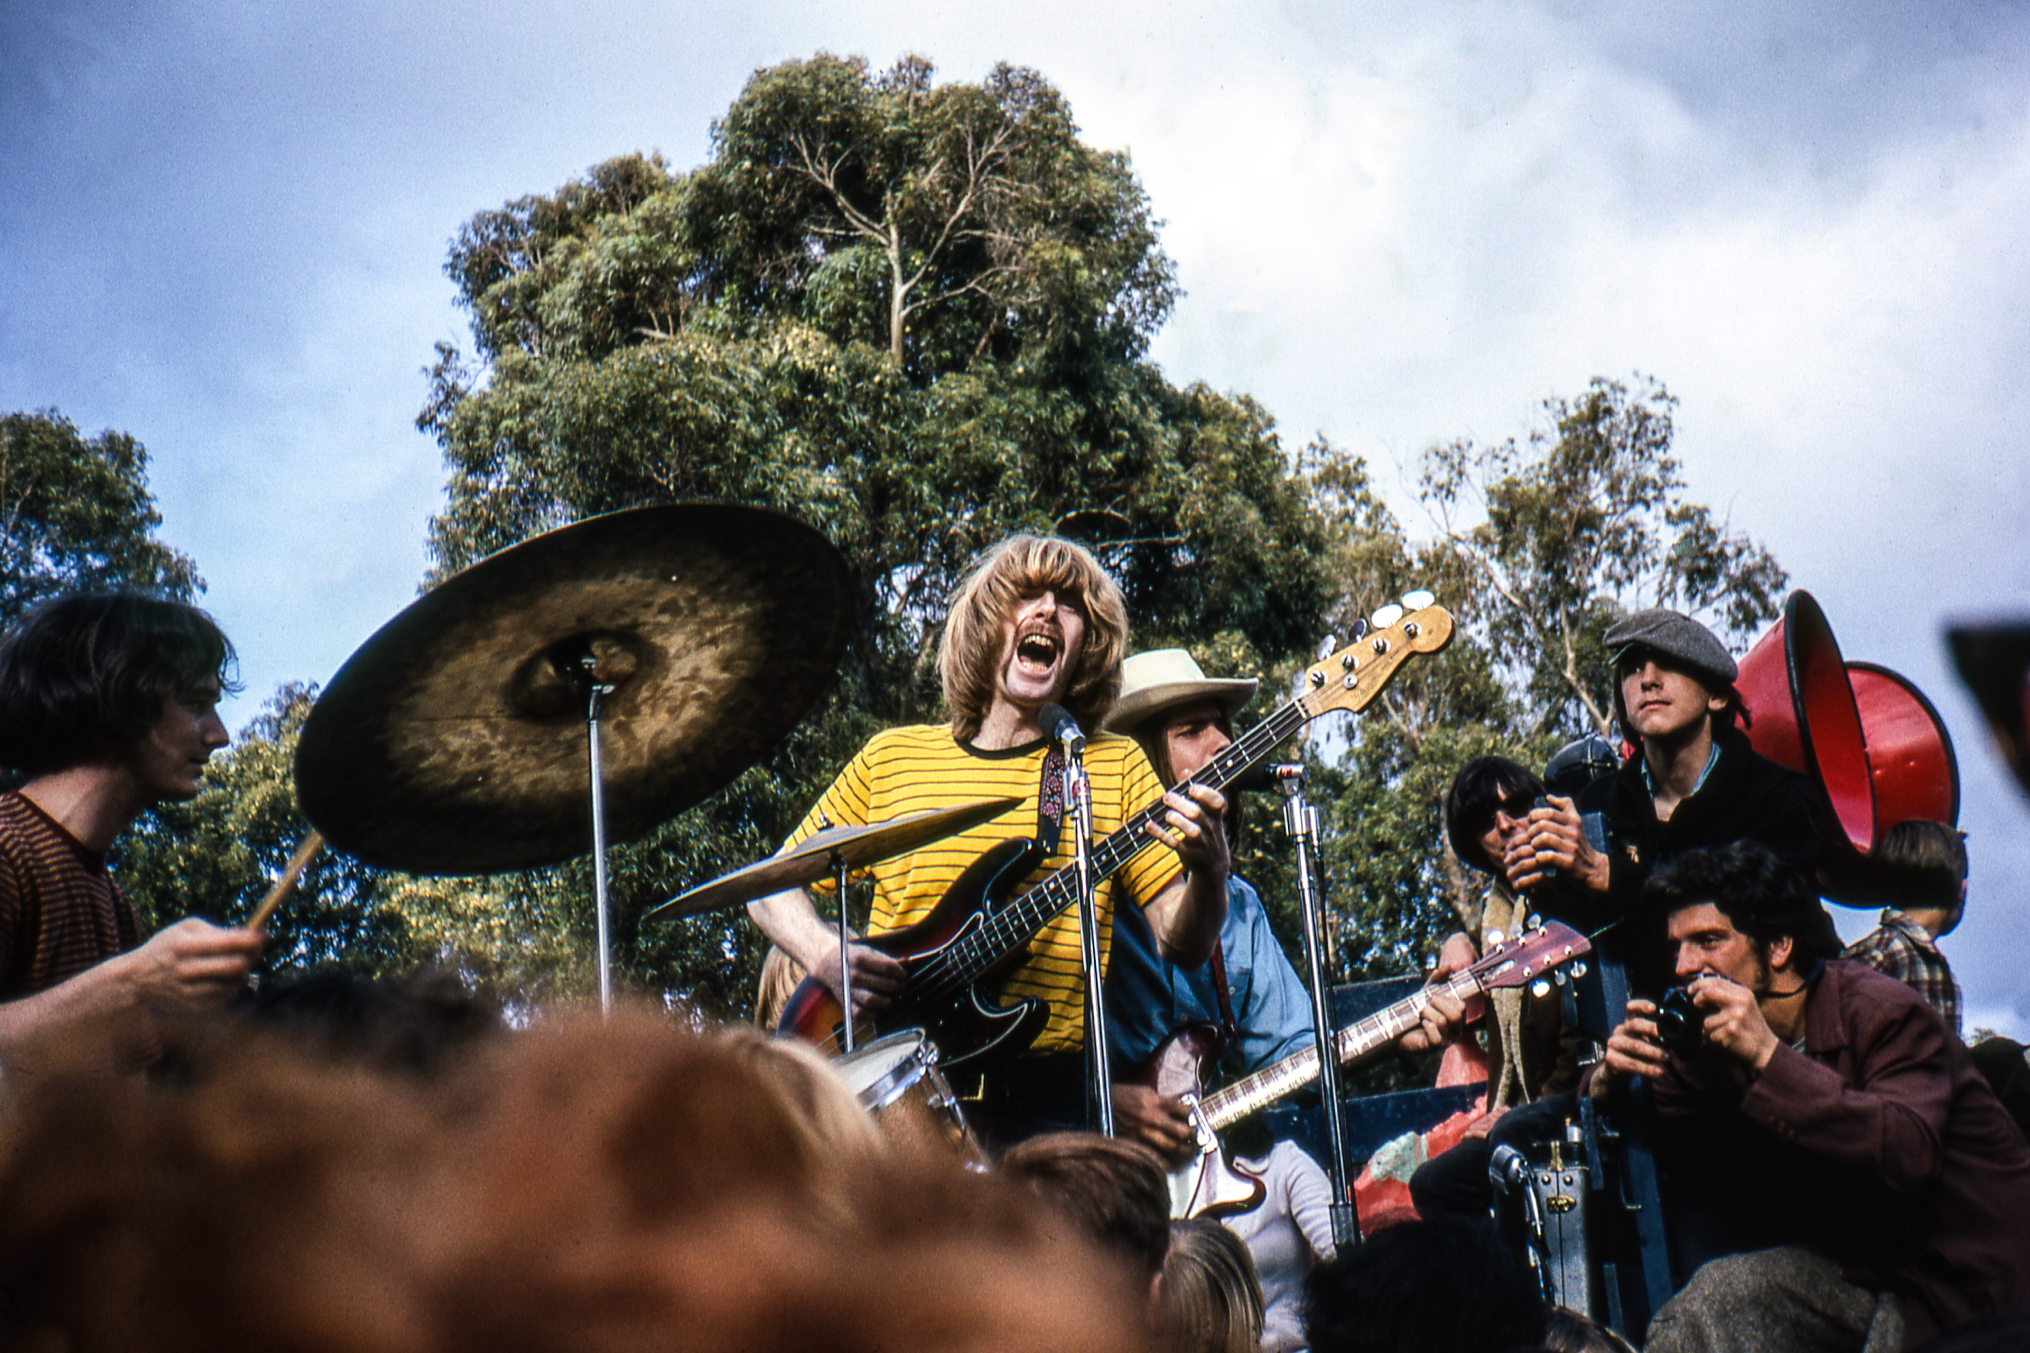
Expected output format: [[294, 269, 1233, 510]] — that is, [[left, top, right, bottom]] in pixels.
[[1298, 591, 1455, 720]]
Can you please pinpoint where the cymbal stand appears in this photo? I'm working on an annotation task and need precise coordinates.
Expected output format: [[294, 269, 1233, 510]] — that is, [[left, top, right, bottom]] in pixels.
[[566, 650, 618, 1015], [1066, 747, 1114, 1135], [829, 827, 856, 1054], [1281, 768, 1361, 1248]]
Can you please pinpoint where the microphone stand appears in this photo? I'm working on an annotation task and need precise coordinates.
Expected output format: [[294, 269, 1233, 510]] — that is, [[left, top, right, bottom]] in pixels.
[[1065, 739, 1113, 1136], [1281, 767, 1361, 1248]]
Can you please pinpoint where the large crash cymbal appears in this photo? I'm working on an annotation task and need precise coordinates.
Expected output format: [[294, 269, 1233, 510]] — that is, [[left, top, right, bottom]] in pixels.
[[645, 797, 1023, 920], [295, 504, 853, 875]]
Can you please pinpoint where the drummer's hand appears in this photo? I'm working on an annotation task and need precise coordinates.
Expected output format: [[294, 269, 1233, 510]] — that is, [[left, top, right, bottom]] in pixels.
[[817, 940, 907, 1014], [120, 918, 265, 1012], [1111, 1082, 1198, 1163]]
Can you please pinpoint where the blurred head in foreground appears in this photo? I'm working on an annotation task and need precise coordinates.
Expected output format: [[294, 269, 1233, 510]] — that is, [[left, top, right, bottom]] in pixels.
[[0, 1007, 1149, 1353]]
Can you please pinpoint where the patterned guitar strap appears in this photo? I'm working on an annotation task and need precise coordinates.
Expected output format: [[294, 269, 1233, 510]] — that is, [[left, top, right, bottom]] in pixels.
[[1035, 745, 1067, 857]]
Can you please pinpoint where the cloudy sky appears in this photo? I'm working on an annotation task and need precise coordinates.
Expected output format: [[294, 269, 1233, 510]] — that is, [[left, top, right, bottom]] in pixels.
[[5, 0, 2028, 1032]]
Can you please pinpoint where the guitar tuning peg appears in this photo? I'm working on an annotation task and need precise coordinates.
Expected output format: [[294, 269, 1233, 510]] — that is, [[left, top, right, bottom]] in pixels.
[[1570, 961, 1588, 981], [1401, 588, 1435, 610], [1525, 913, 1542, 930], [1529, 978, 1553, 999], [1551, 970, 1568, 987], [1349, 617, 1370, 641], [1316, 633, 1337, 662], [1370, 603, 1404, 630]]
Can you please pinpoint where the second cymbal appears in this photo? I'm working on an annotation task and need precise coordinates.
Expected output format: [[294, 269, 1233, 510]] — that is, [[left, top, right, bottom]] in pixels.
[[647, 797, 1023, 920]]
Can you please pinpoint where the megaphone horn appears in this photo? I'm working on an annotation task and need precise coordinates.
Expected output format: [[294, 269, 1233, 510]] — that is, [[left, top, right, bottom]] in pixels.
[[1737, 590, 1877, 857]]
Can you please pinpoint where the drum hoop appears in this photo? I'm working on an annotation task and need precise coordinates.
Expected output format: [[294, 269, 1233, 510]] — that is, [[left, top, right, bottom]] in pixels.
[[838, 1030, 933, 1112]]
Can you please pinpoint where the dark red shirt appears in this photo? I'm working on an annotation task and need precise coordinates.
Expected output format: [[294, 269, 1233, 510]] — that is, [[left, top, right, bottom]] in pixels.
[[0, 792, 143, 999], [1644, 961, 2030, 1346]]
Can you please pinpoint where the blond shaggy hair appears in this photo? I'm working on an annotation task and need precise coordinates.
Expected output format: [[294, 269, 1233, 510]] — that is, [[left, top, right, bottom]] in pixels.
[[939, 535, 1128, 742]]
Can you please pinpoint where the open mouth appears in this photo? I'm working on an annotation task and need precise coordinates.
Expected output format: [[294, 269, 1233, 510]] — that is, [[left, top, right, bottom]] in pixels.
[[1015, 630, 1060, 674]]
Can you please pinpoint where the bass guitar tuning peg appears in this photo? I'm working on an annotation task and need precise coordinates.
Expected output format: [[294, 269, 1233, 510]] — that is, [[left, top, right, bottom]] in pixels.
[[1370, 603, 1404, 630], [1316, 633, 1337, 662], [1402, 589, 1435, 610]]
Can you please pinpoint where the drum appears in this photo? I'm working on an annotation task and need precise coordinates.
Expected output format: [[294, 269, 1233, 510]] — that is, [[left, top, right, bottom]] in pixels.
[[833, 1030, 986, 1167]]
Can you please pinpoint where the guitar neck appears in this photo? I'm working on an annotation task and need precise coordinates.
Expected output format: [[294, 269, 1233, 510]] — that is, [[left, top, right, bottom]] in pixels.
[[1197, 967, 1482, 1132], [943, 698, 1316, 988]]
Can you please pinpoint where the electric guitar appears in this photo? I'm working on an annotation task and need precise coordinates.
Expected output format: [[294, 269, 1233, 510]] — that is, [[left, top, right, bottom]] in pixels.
[[1157, 920, 1593, 1218], [779, 597, 1456, 1065]]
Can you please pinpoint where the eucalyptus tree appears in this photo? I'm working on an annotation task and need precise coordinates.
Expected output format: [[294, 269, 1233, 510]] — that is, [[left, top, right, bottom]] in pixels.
[[408, 54, 1334, 1013]]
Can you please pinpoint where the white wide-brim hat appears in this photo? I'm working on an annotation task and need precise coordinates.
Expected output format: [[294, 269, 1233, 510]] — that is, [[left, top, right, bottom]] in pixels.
[[1100, 649, 1258, 734]]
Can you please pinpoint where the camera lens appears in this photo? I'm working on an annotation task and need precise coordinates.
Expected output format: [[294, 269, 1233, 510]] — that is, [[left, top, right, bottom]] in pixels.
[[1655, 986, 1705, 1057]]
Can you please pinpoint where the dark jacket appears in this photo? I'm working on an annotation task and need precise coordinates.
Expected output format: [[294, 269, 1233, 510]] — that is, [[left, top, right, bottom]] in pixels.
[[1638, 962, 2030, 1349], [1559, 729, 1822, 995]]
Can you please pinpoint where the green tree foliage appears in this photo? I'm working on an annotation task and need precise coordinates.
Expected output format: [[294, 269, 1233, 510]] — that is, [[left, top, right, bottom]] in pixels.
[[1418, 375, 1788, 740], [0, 410, 201, 633], [409, 54, 1332, 1015], [1296, 376, 1788, 988]]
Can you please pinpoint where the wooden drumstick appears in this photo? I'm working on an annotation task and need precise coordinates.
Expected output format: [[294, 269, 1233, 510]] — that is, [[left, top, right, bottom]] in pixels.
[[247, 831, 322, 931]]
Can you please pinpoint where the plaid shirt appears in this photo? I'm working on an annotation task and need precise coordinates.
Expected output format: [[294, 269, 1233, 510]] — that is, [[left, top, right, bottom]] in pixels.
[[1844, 910, 1962, 1037]]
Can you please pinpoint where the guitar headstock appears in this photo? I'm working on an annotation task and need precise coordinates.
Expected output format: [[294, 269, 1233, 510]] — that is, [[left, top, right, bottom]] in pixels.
[[1470, 920, 1592, 991], [1298, 592, 1455, 719]]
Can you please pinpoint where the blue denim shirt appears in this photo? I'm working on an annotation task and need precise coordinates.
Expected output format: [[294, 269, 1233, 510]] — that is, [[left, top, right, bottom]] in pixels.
[[1105, 873, 1316, 1074]]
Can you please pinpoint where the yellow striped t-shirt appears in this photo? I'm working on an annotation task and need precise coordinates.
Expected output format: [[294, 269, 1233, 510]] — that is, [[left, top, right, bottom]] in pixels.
[[786, 725, 1183, 1054]]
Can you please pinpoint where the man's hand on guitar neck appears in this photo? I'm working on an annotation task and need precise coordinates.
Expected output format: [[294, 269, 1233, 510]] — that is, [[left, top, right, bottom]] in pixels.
[[1110, 1082, 1198, 1161], [1396, 984, 1468, 1055]]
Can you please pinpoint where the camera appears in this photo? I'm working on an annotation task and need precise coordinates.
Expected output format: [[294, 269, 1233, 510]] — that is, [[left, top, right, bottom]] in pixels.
[[1653, 985, 1708, 1057]]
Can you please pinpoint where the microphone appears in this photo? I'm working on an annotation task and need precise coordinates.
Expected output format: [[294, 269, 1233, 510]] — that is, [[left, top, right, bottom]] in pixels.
[[1037, 702, 1086, 752], [1228, 762, 1303, 793]]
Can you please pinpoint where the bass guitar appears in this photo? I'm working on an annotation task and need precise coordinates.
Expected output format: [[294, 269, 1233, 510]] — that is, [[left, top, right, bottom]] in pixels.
[[779, 597, 1456, 1065], [1160, 920, 1592, 1218]]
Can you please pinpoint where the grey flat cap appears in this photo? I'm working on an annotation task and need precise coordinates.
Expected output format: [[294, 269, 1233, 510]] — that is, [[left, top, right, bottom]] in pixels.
[[1604, 608, 1738, 686]]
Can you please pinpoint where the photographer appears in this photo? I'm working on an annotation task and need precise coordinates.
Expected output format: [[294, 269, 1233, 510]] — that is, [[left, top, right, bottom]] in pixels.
[[1589, 843, 2030, 1351]]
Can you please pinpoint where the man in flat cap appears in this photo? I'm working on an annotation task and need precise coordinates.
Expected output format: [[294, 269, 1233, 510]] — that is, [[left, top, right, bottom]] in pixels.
[[1510, 607, 1823, 995]]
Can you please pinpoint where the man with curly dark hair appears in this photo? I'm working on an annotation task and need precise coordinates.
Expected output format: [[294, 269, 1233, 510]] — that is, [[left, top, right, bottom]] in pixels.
[[1590, 842, 2030, 1351]]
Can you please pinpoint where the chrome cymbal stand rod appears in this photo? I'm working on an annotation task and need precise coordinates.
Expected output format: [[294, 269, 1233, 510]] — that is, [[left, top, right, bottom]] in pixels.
[[586, 681, 616, 1016], [834, 848, 855, 1054]]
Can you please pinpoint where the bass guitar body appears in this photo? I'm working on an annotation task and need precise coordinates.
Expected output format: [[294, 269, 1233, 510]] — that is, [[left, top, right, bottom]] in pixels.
[[776, 836, 1051, 1065]]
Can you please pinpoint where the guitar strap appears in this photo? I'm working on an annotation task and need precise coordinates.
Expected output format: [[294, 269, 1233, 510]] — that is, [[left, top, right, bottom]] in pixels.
[[1035, 745, 1067, 855], [1208, 941, 1240, 1054]]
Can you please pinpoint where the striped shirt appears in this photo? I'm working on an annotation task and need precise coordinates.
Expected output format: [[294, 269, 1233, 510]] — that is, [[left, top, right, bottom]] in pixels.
[[0, 792, 143, 999], [788, 725, 1182, 1055]]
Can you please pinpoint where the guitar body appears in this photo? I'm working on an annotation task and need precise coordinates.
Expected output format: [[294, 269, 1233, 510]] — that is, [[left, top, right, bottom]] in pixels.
[[776, 836, 1051, 1065], [1140, 1024, 1268, 1219]]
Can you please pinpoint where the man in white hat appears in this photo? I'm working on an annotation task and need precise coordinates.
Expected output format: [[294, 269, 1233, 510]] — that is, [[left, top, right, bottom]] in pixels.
[[1099, 649, 1460, 1154], [1101, 649, 1461, 1353]]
